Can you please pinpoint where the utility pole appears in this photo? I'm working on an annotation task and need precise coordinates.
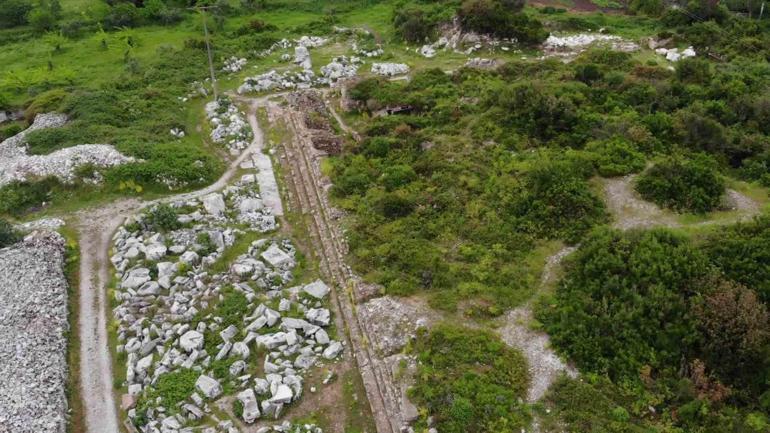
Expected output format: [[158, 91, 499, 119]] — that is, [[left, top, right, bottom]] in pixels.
[[189, 5, 219, 100]]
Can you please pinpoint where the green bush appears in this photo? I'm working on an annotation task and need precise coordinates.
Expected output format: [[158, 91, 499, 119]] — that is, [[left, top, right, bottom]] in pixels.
[[24, 124, 98, 155], [538, 228, 710, 381], [704, 216, 770, 304], [635, 155, 725, 213], [410, 325, 530, 433], [145, 204, 181, 232], [629, 0, 664, 15], [585, 137, 646, 177], [0, 218, 21, 247], [0, 0, 32, 28], [140, 368, 198, 410], [0, 177, 61, 215], [514, 159, 606, 242], [458, 0, 547, 45]]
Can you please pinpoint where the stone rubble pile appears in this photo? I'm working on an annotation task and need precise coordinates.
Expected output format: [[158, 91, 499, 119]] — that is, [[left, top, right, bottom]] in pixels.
[[465, 57, 499, 68], [0, 113, 134, 187], [112, 185, 342, 433], [352, 42, 383, 58], [371, 63, 410, 77], [541, 32, 639, 60], [320, 56, 361, 82], [223, 57, 248, 73], [655, 46, 696, 62], [205, 99, 253, 153], [258, 36, 327, 58], [427, 18, 519, 56], [0, 231, 69, 433], [237, 70, 317, 94]]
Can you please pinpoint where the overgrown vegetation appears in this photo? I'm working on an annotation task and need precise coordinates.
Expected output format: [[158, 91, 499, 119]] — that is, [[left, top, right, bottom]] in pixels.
[[0, 218, 21, 247], [538, 227, 770, 433], [409, 325, 530, 433]]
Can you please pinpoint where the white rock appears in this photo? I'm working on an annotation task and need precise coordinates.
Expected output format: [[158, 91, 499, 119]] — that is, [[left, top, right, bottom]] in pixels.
[[202, 193, 226, 216], [195, 375, 222, 399], [302, 280, 330, 299], [179, 330, 204, 352]]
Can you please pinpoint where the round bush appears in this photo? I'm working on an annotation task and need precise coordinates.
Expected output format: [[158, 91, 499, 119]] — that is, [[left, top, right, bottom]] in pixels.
[[585, 137, 646, 177], [635, 155, 725, 213]]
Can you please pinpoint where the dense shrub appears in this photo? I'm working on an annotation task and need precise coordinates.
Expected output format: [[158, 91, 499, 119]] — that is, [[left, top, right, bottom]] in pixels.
[[0, 177, 61, 215], [393, 6, 439, 43], [635, 155, 725, 213], [137, 368, 198, 416], [585, 137, 646, 177], [628, 0, 664, 15], [145, 204, 181, 232], [458, 0, 547, 45], [539, 228, 710, 381], [103, 2, 140, 29], [513, 159, 606, 242], [410, 325, 530, 433], [24, 124, 99, 155], [703, 216, 770, 304], [0, 0, 32, 28], [692, 278, 769, 394], [0, 218, 21, 248]]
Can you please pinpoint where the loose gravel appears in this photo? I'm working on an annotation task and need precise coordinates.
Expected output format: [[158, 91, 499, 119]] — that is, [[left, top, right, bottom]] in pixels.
[[0, 232, 69, 433]]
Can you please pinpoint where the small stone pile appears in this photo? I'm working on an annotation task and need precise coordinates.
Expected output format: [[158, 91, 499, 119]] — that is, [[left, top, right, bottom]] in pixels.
[[0, 231, 69, 433], [352, 42, 383, 58], [465, 58, 498, 68], [371, 63, 410, 77], [205, 99, 253, 153], [237, 70, 317, 94], [320, 56, 360, 82], [223, 57, 248, 73], [541, 32, 639, 61], [655, 46, 696, 62]]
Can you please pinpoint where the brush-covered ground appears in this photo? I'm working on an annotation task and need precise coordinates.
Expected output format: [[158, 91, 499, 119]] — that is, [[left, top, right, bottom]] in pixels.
[[2, 0, 770, 432]]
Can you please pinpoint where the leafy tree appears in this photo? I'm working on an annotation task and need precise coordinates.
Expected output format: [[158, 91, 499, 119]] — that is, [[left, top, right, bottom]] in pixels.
[[27, 7, 56, 31], [458, 0, 547, 45], [0, 0, 32, 28], [393, 7, 436, 43], [0, 219, 20, 248], [635, 155, 724, 213], [103, 2, 139, 28]]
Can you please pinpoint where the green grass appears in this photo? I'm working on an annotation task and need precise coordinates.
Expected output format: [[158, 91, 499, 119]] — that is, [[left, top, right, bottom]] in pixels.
[[59, 224, 85, 433]]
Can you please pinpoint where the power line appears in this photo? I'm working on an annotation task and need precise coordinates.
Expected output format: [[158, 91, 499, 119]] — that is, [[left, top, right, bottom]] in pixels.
[[189, 5, 219, 100]]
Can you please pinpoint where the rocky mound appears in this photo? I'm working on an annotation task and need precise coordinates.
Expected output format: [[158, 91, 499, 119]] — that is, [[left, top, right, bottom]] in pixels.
[[0, 231, 69, 433]]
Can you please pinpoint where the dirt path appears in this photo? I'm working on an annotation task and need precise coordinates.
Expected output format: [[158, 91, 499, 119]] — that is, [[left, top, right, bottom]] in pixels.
[[73, 116, 266, 433], [603, 175, 762, 230], [76, 200, 138, 433]]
